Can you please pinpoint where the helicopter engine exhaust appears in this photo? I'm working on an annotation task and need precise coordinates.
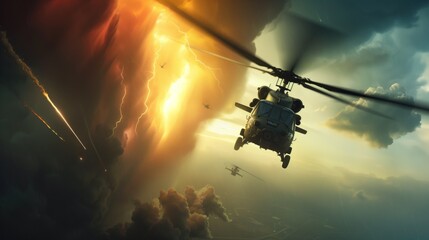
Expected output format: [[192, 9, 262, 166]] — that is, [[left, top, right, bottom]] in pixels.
[[258, 86, 271, 99]]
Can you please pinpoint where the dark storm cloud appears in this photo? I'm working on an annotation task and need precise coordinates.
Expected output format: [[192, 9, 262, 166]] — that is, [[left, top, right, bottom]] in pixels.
[[323, 7, 429, 93], [103, 186, 228, 240], [326, 83, 421, 148], [1, 24, 126, 238], [270, 0, 428, 72], [278, 1, 429, 145], [0, 92, 124, 240], [320, 8, 429, 145], [289, 0, 429, 43], [0, 32, 123, 239]]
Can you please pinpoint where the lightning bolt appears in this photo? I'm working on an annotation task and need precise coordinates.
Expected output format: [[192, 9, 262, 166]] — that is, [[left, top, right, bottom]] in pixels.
[[134, 30, 162, 135], [111, 66, 127, 137], [169, 20, 223, 94], [1, 32, 87, 150], [134, 11, 221, 136], [25, 104, 65, 142]]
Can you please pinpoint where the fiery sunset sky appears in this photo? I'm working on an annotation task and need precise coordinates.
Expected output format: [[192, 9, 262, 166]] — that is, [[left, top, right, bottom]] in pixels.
[[1, 0, 429, 239]]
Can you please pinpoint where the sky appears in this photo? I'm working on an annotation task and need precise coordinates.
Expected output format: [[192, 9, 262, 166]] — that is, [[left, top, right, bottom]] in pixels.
[[1, 0, 429, 239]]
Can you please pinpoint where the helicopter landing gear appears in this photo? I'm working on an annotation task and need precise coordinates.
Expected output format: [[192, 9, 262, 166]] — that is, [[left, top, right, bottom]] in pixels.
[[234, 137, 243, 150], [279, 153, 291, 169]]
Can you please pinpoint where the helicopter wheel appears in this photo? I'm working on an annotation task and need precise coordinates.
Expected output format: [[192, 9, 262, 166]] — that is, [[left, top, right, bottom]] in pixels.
[[234, 137, 243, 151], [281, 155, 290, 169]]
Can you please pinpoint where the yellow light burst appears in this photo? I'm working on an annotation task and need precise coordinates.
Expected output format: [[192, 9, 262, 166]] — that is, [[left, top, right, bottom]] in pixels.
[[132, 5, 221, 149], [162, 62, 190, 137]]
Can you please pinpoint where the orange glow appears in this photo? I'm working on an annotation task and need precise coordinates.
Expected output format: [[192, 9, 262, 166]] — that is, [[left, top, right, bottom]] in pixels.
[[23, 0, 231, 169], [129, 6, 222, 151]]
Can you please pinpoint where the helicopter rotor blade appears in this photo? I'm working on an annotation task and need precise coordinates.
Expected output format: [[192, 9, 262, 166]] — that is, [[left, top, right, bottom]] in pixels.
[[301, 82, 392, 119], [302, 79, 429, 113], [181, 42, 273, 74], [157, 0, 276, 70], [276, 11, 343, 73], [157, 35, 273, 74], [157, 0, 429, 115]]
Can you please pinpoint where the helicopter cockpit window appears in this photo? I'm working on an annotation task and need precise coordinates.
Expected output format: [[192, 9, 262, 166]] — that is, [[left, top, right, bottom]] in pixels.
[[255, 101, 273, 118], [280, 109, 295, 125], [255, 101, 295, 127]]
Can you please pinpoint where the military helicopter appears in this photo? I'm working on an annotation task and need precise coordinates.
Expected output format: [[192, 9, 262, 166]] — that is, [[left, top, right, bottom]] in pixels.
[[225, 165, 243, 177], [225, 164, 265, 182], [158, 0, 429, 169], [203, 103, 210, 109], [233, 92, 305, 168]]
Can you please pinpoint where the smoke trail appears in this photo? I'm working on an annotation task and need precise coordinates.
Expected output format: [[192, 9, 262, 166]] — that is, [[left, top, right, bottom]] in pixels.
[[1, 31, 87, 150], [25, 104, 65, 142]]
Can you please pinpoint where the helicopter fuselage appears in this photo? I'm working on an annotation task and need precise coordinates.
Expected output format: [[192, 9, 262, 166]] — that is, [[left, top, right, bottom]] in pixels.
[[234, 87, 306, 169], [243, 100, 295, 153]]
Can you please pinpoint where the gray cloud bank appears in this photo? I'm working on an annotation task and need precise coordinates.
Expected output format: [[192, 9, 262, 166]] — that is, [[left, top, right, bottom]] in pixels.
[[283, 1, 429, 144], [327, 84, 421, 148]]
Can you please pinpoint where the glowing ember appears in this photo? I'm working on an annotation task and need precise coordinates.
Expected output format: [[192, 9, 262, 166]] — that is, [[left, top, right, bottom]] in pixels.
[[25, 104, 65, 142]]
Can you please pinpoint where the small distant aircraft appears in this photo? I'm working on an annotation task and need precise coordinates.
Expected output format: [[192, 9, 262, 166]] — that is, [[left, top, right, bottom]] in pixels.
[[160, 62, 167, 68], [203, 103, 210, 109], [225, 164, 264, 182], [225, 165, 243, 177]]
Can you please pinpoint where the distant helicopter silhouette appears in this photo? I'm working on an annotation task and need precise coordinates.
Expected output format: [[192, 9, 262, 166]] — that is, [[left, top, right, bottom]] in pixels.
[[226, 165, 242, 177], [225, 164, 264, 182]]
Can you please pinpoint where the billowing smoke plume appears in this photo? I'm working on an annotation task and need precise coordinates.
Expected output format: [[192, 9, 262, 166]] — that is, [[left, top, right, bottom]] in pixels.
[[327, 83, 421, 148], [103, 185, 229, 240]]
